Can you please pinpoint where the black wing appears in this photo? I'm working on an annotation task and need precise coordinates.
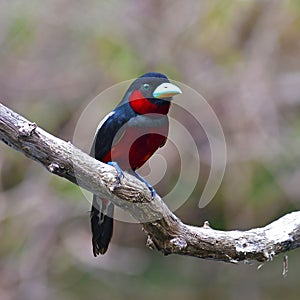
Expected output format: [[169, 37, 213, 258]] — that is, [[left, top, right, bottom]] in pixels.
[[90, 105, 134, 161]]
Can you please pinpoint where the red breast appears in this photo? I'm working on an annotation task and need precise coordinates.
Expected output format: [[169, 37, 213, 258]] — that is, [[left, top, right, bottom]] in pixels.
[[102, 125, 168, 170]]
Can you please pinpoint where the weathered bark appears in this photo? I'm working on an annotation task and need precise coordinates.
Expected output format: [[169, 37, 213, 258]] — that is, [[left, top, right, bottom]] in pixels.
[[0, 102, 299, 263]]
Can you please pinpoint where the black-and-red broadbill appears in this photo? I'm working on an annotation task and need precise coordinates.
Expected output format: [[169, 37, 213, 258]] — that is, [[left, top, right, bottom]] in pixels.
[[90, 72, 182, 256]]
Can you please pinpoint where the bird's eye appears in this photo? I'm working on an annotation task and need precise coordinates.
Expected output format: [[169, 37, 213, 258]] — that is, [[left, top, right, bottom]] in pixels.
[[143, 83, 150, 90]]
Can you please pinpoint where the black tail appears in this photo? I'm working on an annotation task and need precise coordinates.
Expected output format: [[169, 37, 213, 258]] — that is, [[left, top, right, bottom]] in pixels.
[[90, 195, 114, 256]]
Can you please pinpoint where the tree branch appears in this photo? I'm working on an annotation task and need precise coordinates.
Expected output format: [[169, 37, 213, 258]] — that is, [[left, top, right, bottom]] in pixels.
[[0, 102, 299, 263]]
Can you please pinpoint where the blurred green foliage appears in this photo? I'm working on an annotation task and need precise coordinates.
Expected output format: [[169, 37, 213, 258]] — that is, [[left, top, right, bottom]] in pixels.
[[5, 15, 35, 54]]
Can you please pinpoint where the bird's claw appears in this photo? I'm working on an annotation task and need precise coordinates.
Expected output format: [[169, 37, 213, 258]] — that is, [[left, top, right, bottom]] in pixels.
[[149, 185, 157, 199], [134, 171, 157, 199], [107, 161, 124, 184], [106, 164, 157, 198]]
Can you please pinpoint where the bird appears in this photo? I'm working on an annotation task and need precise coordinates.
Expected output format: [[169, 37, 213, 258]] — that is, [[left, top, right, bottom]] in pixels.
[[90, 72, 182, 256]]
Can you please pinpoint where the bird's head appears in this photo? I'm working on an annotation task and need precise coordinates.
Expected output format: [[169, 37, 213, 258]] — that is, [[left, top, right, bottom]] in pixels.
[[128, 72, 182, 115]]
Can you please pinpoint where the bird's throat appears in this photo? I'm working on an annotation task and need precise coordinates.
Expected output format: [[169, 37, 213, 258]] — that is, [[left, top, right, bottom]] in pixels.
[[129, 90, 170, 115]]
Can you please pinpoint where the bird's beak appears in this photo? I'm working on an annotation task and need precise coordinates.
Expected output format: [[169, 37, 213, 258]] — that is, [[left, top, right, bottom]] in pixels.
[[153, 82, 182, 99]]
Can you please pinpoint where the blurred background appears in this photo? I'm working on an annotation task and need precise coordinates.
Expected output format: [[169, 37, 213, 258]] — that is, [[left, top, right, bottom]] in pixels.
[[1, 0, 300, 299]]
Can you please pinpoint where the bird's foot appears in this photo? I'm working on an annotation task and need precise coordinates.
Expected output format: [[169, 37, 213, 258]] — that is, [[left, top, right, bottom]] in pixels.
[[134, 171, 157, 199], [107, 161, 124, 184]]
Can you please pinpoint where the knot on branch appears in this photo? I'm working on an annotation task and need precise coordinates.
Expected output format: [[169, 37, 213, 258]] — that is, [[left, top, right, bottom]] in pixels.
[[170, 237, 187, 251], [17, 121, 37, 137], [48, 162, 65, 174]]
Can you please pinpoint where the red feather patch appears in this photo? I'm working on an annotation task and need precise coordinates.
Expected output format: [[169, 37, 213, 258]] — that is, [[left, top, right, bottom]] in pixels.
[[129, 90, 170, 115]]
